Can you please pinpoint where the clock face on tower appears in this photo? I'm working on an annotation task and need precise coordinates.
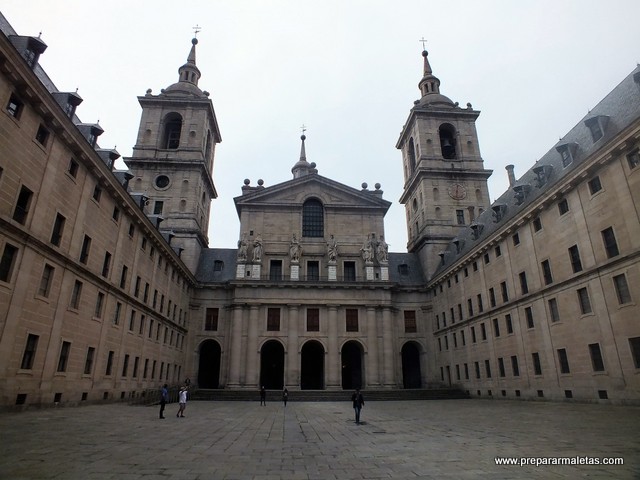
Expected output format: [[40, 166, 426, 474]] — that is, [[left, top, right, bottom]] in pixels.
[[448, 183, 467, 200]]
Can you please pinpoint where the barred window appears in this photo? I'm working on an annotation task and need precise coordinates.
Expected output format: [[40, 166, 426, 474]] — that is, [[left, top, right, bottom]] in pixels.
[[267, 308, 280, 331], [205, 308, 219, 331], [302, 199, 324, 237], [307, 308, 320, 332], [404, 310, 417, 333], [346, 308, 358, 332]]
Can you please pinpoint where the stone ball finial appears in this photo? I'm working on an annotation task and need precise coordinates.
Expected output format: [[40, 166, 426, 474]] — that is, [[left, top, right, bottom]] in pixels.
[[362, 182, 368, 189], [422, 50, 428, 57], [375, 183, 381, 190], [257, 179, 264, 186], [301, 134, 306, 141], [192, 37, 198, 45], [244, 178, 250, 185], [146, 88, 152, 94], [310, 162, 316, 168]]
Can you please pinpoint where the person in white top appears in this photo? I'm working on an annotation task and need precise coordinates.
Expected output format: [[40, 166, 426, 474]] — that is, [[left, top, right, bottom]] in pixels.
[[176, 387, 187, 418]]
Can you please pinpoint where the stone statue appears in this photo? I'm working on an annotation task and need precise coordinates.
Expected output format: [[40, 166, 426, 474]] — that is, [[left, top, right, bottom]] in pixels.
[[361, 234, 374, 263], [376, 235, 389, 263], [252, 234, 263, 263], [237, 233, 248, 262], [289, 233, 302, 262], [326, 234, 338, 262]]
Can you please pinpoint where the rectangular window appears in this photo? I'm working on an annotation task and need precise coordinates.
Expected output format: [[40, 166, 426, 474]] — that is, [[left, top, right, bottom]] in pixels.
[[307, 308, 320, 332], [601, 227, 619, 258], [629, 337, 640, 369], [477, 294, 484, 313], [481, 322, 487, 341], [269, 260, 283, 281], [92, 184, 102, 202], [79, 235, 91, 264], [519, 271, 529, 295], [129, 310, 136, 331], [102, 252, 111, 277], [533, 217, 542, 232], [129, 223, 135, 238], [474, 361, 481, 379], [38, 264, 55, 297], [205, 308, 219, 331], [344, 261, 356, 282], [577, 287, 592, 314], [120, 265, 128, 289], [114, 302, 122, 325], [461, 329, 466, 346], [148, 319, 154, 339], [498, 357, 505, 377], [122, 354, 130, 377], [495, 245, 502, 257], [144, 283, 150, 303], [50, 213, 66, 246], [346, 308, 358, 332], [151, 360, 156, 379], [464, 363, 469, 380], [493, 318, 500, 337], [267, 308, 280, 331], [500, 281, 509, 302], [489, 288, 496, 308], [70, 280, 83, 309], [627, 149, 640, 169], [588, 176, 602, 195], [458, 304, 463, 321], [613, 274, 632, 305], [541, 260, 553, 285], [139, 315, 145, 335], [505, 314, 513, 334], [568, 245, 583, 273], [557, 348, 570, 374], [84, 347, 95, 375], [57, 341, 71, 372], [456, 209, 465, 225], [589, 343, 605, 372], [532, 352, 542, 375], [471, 326, 476, 343], [6, 93, 23, 118], [548, 297, 560, 323], [483, 253, 490, 265], [512, 233, 520, 246], [153, 201, 164, 215], [35, 124, 49, 146], [67, 158, 79, 178], [473, 261, 478, 272], [133, 357, 139, 378], [134, 276, 141, 298], [404, 310, 417, 333], [453, 332, 457, 348], [558, 198, 569, 215], [307, 261, 320, 281], [467, 299, 473, 317], [13, 185, 33, 224], [94, 292, 105, 318], [511, 356, 520, 376], [524, 306, 534, 328], [143, 359, 149, 379], [21, 334, 39, 370]]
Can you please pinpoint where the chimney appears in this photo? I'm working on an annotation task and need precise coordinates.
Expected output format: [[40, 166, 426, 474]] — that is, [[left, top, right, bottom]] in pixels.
[[505, 164, 516, 187]]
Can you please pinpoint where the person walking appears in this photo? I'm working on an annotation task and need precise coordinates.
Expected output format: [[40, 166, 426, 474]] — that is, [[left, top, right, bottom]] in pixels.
[[159, 384, 168, 419], [260, 386, 266, 406], [176, 386, 187, 417], [282, 388, 288, 407], [351, 389, 365, 425]]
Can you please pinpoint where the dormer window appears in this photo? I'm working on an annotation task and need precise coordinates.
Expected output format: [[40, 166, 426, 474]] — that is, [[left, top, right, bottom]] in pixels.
[[584, 115, 609, 143], [556, 142, 578, 168], [6, 94, 23, 118], [52, 92, 83, 119], [532, 164, 553, 188], [491, 204, 507, 222], [512, 184, 531, 206], [626, 148, 639, 170]]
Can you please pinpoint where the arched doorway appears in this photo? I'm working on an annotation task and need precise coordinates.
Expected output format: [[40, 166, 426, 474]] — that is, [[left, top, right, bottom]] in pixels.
[[301, 340, 325, 390], [198, 340, 221, 389], [401, 342, 422, 389], [260, 340, 285, 389], [341, 341, 363, 390]]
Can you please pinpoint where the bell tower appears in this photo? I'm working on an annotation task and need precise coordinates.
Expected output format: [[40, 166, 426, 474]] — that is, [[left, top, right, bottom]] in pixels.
[[125, 37, 221, 273], [397, 49, 492, 280]]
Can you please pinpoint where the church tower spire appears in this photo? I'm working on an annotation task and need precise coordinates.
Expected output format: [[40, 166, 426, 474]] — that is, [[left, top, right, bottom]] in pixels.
[[292, 133, 312, 178], [397, 47, 492, 280], [124, 36, 222, 274]]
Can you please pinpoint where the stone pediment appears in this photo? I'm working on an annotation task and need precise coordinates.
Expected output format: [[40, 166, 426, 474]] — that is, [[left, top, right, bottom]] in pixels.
[[234, 174, 391, 213]]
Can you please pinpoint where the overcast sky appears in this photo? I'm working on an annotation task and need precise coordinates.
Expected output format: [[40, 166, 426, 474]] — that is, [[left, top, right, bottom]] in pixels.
[[3, 1, 639, 250]]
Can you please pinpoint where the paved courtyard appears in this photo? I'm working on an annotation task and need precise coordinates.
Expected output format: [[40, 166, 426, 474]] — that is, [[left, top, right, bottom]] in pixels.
[[0, 398, 638, 479]]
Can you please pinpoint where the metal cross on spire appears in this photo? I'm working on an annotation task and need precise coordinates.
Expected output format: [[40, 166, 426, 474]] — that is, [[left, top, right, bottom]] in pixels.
[[300, 124, 307, 135], [419, 37, 428, 50], [193, 25, 202, 37]]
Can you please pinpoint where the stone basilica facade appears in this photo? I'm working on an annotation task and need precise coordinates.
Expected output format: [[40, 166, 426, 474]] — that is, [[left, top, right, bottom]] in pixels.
[[1, 12, 639, 408]]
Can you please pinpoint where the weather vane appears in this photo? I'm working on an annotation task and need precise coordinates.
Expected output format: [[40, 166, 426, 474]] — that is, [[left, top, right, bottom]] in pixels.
[[300, 124, 307, 135], [193, 24, 202, 37], [419, 37, 427, 50]]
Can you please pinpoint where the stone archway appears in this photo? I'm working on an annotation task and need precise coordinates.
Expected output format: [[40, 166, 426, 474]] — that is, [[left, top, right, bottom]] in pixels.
[[301, 340, 325, 390], [260, 340, 285, 390], [401, 342, 422, 389], [341, 341, 364, 390], [198, 339, 221, 389]]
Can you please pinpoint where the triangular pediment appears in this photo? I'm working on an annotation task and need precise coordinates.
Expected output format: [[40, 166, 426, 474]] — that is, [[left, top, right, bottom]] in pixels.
[[234, 174, 391, 213]]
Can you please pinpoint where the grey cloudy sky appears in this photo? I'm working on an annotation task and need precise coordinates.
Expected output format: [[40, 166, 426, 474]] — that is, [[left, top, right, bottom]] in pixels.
[[3, 0, 639, 250]]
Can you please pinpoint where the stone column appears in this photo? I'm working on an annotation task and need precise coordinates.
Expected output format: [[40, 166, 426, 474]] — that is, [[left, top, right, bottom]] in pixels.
[[381, 307, 395, 388], [245, 305, 260, 388], [366, 306, 380, 387], [227, 305, 244, 387], [327, 305, 340, 389], [286, 305, 300, 388]]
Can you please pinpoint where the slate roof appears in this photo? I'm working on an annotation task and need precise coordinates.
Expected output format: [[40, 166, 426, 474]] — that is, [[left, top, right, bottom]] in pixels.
[[432, 65, 640, 278]]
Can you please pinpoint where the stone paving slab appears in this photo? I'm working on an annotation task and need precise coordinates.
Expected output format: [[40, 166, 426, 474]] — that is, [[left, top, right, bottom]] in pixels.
[[0, 399, 638, 479]]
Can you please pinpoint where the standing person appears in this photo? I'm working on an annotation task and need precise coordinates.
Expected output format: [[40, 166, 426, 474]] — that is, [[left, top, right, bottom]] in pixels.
[[282, 388, 288, 407], [351, 389, 365, 425], [176, 386, 187, 417], [260, 386, 266, 406], [159, 384, 168, 419]]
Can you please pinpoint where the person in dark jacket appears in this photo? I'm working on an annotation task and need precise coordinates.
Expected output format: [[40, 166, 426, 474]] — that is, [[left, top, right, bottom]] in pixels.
[[159, 384, 168, 419], [351, 389, 365, 424]]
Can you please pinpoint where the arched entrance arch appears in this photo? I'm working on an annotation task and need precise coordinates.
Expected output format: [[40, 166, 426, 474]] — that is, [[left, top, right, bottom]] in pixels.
[[341, 341, 364, 390], [401, 341, 422, 388], [301, 340, 325, 390], [260, 340, 285, 390], [198, 339, 221, 389]]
